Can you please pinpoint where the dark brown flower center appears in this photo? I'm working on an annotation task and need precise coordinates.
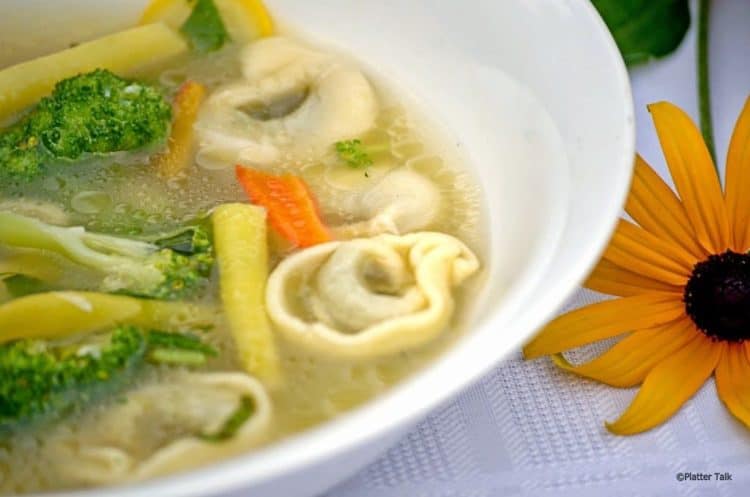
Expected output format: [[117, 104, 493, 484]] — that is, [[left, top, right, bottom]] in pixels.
[[684, 250, 750, 342]]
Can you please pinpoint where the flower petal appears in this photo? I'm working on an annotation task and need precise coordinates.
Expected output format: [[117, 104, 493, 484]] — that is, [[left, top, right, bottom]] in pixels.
[[649, 101, 731, 253], [626, 155, 706, 259], [523, 293, 685, 359], [585, 259, 683, 297], [724, 97, 750, 252], [552, 317, 699, 387], [714, 342, 750, 428], [606, 332, 723, 435], [602, 219, 696, 286]]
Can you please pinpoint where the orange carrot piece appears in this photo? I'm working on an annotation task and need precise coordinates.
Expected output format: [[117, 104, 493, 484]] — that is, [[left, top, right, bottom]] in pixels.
[[235, 165, 332, 248], [151, 80, 206, 178]]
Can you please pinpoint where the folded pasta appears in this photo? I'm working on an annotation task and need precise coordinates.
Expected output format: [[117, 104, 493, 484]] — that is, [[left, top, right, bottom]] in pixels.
[[45, 372, 272, 485], [266, 232, 480, 358], [332, 169, 442, 239]]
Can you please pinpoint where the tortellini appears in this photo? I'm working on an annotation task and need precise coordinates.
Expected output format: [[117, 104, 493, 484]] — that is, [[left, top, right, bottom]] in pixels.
[[195, 36, 378, 169], [44, 372, 272, 484], [333, 168, 443, 238], [266, 232, 480, 358]]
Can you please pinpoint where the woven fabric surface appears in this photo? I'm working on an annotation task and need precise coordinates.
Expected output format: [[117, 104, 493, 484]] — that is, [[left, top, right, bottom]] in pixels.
[[327, 290, 750, 497]]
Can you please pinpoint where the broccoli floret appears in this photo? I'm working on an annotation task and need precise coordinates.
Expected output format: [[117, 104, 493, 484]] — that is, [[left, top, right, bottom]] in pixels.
[[33, 69, 172, 159], [334, 139, 372, 168], [0, 326, 146, 430], [0, 327, 217, 430], [334, 138, 391, 168], [0, 124, 46, 178], [0, 69, 172, 180], [142, 225, 215, 300], [0, 211, 214, 300], [142, 238, 214, 301]]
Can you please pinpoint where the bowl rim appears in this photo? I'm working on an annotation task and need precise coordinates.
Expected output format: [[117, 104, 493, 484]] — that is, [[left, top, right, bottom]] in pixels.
[[40, 1, 635, 496]]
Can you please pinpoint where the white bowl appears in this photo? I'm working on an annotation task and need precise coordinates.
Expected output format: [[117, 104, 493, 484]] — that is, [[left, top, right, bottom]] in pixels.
[[0, 1, 634, 496]]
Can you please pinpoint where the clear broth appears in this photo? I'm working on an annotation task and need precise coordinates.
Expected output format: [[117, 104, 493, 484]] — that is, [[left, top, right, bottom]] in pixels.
[[0, 36, 486, 493]]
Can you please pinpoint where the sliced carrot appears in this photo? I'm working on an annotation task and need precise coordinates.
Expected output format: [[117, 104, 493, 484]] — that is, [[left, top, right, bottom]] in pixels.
[[151, 80, 206, 178], [235, 165, 332, 248]]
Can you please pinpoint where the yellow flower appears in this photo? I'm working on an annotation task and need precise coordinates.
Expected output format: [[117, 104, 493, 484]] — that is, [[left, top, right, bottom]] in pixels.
[[523, 98, 750, 435]]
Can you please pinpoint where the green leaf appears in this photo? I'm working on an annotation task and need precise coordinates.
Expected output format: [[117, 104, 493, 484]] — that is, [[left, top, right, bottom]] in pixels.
[[200, 396, 255, 441], [180, 0, 231, 53], [2, 275, 51, 298], [146, 330, 216, 366], [591, 0, 690, 66]]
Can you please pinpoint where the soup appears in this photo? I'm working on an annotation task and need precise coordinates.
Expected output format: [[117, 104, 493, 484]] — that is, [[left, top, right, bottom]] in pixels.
[[0, 0, 485, 493]]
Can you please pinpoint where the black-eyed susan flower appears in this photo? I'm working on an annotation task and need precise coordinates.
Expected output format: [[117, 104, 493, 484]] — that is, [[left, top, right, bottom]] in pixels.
[[524, 98, 750, 435]]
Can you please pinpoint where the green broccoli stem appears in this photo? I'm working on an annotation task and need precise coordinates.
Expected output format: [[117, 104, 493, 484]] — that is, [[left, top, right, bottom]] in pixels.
[[0, 211, 163, 289], [146, 330, 217, 366], [148, 348, 210, 366], [0, 211, 215, 301]]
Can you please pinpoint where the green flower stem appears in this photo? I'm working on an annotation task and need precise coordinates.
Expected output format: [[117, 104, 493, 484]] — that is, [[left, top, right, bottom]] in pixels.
[[698, 0, 718, 172]]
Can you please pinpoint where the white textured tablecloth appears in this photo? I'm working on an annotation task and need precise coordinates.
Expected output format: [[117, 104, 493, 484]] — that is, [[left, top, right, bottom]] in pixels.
[[327, 2, 750, 496]]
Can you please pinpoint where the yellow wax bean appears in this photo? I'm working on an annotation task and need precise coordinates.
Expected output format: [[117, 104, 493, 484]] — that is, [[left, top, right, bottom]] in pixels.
[[0, 23, 187, 121], [140, 0, 275, 42], [136, 299, 219, 332], [0, 253, 63, 282], [213, 203, 281, 387], [0, 292, 217, 343], [0, 292, 141, 342]]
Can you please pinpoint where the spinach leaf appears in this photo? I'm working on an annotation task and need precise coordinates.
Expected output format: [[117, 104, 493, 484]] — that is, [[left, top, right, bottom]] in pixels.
[[591, 0, 690, 66], [180, 0, 231, 53]]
